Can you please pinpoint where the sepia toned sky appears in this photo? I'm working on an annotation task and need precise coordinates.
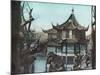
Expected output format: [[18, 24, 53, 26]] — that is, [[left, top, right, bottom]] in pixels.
[[22, 2, 92, 33]]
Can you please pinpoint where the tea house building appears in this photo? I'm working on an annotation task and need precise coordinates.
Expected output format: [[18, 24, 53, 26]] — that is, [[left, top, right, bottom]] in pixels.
[[42, 9, 89, 70]]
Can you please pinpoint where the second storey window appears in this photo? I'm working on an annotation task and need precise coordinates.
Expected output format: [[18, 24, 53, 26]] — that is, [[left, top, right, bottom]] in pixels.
[[62, 31, 66, 39], [69, 30, 72, 39]]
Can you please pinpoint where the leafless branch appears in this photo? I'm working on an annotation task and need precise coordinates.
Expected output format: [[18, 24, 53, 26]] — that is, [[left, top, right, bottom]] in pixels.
[[22, 2, 26, 22]]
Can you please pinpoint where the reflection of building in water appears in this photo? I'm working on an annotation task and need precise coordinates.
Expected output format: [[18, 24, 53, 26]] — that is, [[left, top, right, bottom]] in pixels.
[[42, 8, 89, 70]]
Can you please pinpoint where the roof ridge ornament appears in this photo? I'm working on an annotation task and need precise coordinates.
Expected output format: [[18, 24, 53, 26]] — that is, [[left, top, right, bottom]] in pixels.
[[72, 8, 74, 14]]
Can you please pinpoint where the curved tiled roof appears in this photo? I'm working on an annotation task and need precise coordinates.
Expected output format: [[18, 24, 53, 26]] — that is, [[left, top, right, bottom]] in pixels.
[[52, 9, 89, 31], [42, 9, 89, 33], [42, 28, 57, 33]]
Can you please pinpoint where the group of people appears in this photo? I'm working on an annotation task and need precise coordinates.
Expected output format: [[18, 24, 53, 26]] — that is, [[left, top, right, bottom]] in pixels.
[[46, 52, 66, 72]]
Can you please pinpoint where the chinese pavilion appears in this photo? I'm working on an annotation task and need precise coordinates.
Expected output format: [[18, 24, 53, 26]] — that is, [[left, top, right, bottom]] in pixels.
[[42, 8, 89, 70]]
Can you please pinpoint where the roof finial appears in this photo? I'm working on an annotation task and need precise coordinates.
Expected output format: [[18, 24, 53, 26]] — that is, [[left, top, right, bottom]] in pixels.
[[72, 8, 74, 14]]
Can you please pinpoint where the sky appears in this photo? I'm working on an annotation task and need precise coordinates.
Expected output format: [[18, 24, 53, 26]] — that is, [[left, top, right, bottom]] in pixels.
[[22, 2, 92, 33]]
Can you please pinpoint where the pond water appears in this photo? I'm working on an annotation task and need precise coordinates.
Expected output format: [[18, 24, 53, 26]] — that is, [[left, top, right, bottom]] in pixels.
[[33, 46, 75, 73], [33, 54, 46, 73]]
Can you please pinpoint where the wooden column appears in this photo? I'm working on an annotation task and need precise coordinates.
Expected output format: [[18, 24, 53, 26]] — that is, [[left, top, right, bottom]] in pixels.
[[79, 44, 80, 54], [86, 43, 87, 55], [55, 46, 57, 53], [61, 43, 63, 54], [66, 43, 67, 54], [74, 44, 76, 54]]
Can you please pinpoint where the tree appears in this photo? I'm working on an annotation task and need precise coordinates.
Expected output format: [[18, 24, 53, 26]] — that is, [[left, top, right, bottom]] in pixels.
[[11, 1, 37, 74], [11, 1, 21, 74], [91, 6, 96, 69]]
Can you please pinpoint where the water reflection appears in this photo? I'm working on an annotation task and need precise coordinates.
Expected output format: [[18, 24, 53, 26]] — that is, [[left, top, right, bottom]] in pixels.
[[34, 54, 46, 73]]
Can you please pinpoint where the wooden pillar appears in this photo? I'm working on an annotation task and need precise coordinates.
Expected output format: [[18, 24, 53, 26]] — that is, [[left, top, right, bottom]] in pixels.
[[85, 43, 87, 55], [55, 46, 57, 53], [74, 43, 76, 54], [79, 43, 80, 54], [61, 43, 63, 54], [66, 43, 67, 54], [65, 43, 67, 70]]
